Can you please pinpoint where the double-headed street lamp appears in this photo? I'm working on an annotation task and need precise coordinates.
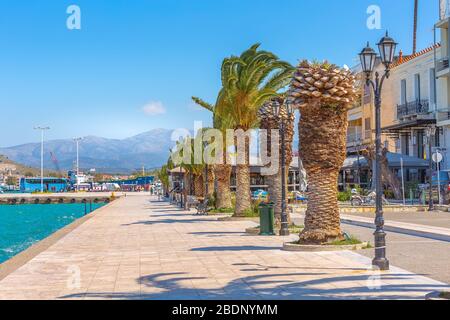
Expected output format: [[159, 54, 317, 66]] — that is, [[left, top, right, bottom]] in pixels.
[[272, 99, 294, 236], [359, 31, 397, 271]]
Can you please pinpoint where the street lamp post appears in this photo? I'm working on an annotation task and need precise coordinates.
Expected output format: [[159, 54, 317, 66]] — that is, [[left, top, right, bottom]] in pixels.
[[34, 126, 50, 193], [180, 166, 184, 209], [359, 31, 397, 271], [272, 99, 294, 237], [74, 137, 83, 192], [426, 126, 436, 211], [203, 141, 209, 200]]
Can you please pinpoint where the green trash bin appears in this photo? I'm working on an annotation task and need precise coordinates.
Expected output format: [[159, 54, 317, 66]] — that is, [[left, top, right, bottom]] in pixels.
[[259, 202, 275, 236]]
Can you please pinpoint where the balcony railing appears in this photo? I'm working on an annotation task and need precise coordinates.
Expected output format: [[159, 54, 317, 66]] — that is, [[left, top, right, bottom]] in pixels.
[[437, 108, 450, 123], [397, 100, 430, 119], [437, 57, 450, 73]]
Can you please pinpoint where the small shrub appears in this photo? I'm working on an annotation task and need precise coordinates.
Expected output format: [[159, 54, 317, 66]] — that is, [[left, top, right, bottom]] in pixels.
[[328, 235, 362, 246], [337, 190, 352, 202]]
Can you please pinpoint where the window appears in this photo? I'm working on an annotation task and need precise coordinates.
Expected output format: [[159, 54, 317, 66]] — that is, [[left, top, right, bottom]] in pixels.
[[414, 74, 421, 101], [430, 68, 437, 107], [402, 134, 410, 156], [364, 118, 371, 130], [364, 118, 371, 139], [400, 79, 407, 105], [417, 131, 425, 159]]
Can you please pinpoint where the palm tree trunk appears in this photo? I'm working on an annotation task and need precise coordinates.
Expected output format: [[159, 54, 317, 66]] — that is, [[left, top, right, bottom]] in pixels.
[[193, 174, 204, 197], [234, 164, 251, 216], [183, 172, 190, 209], [299, 102, 347, 244], [204, 166, 215, 198], [299, 169, 342, 243], [233, 132, 252, 216], [215, 164, 232, 209]]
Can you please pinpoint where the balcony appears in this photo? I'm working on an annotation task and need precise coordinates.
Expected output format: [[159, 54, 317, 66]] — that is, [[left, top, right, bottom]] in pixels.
[[436, 57, 450, 77], [437, 108, 450, 126], [397, 100, 431, 120]]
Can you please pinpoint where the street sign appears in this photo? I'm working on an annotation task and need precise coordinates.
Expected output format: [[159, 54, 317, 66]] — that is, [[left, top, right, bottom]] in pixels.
[[432, 152, 443, 163]]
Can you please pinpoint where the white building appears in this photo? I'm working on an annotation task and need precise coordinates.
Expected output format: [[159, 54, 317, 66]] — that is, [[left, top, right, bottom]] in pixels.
[[436, 0, 450, 170]]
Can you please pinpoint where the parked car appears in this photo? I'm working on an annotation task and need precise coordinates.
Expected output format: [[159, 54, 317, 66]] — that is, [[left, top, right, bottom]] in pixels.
[[290, 191, 308, 202], [252, 189, 268, 200]]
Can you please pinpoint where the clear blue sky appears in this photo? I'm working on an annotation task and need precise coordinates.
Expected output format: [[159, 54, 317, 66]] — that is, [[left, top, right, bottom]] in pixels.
[[0, 0, 439, 147]]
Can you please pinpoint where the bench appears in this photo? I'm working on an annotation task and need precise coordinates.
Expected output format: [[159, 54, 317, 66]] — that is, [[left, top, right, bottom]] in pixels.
[[186, 196, 199, 210], [195, 198, 210, 215]]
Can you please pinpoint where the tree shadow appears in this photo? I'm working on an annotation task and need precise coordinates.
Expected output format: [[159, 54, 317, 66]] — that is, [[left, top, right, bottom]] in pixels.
[[232, 262, 370, 272], [190, 245, 284, 252], [59, 270, 448, 300], [189, 231, 246, 237], [122, 218, 218, 226]]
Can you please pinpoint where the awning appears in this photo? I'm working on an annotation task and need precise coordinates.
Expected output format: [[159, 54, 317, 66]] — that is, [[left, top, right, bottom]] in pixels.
[[342, 152, 429, 169], [382, 119, 436, 134]]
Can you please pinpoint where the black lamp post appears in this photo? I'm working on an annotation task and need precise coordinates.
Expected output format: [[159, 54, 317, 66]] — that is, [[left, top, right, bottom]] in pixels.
[[180, 166, 183, 208], [426, 126, 436, 211], [272, 99, 294, 236], [359, 31, 397, 271], [203, 141, 209, 199]]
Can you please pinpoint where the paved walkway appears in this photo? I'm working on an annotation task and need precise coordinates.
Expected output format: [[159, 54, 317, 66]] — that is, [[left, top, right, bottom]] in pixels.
[[0, 195, 448, 300]]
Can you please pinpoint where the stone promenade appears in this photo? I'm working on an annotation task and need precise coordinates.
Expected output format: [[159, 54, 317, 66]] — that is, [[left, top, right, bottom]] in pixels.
[[0, 195, 448, 300]]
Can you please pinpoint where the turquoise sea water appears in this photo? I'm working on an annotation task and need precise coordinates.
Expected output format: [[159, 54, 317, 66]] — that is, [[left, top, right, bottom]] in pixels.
[[0, 203, 105, 264]]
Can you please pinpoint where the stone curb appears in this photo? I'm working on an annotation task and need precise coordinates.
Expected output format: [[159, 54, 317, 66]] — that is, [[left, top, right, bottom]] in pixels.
[[282, 241, 369, 252]]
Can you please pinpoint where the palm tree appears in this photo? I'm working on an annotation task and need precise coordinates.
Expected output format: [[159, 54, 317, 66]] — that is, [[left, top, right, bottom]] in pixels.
[[191, 97, 233, 209], [258, 97, 295, 225], [173, 137, 205, 198], [288, 60, 358, 244], [220, 44, 294, 216], [158, 157, 174, 196]]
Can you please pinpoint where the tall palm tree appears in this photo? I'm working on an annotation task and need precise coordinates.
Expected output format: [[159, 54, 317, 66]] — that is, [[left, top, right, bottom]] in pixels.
[[220, 44, 294, 216], [288, 60, 358, 244], [174, 137, 205, 198], [258, 97, 295, 225], [191, 97, 233, 209]]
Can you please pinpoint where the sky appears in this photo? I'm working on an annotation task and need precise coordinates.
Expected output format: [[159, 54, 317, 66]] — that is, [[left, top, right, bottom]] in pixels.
[[0, 0, 440, 147]]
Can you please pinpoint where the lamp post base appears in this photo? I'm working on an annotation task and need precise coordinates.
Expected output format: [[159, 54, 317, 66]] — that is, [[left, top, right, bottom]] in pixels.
[[372, 257, 390, 271], [279, 227, 290, 236]]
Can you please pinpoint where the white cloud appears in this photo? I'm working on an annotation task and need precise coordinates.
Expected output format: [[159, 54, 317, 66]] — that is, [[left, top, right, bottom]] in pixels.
[[142, 101, 166, 116]]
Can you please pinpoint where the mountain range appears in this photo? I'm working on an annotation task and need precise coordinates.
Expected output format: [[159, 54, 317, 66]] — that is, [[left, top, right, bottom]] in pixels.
[[0, 129, 176, 174]]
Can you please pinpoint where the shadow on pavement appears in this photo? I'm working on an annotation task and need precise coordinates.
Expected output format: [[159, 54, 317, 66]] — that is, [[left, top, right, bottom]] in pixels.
[[59, 271, 448, 300]]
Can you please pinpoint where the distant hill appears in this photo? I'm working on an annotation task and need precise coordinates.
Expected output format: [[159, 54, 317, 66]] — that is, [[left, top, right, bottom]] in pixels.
[[0, 155, 58, 177], [0, 129, 176, 174]]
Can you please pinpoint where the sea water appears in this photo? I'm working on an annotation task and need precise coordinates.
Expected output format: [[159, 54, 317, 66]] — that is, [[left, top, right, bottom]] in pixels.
[[0, 203, 105, 264]]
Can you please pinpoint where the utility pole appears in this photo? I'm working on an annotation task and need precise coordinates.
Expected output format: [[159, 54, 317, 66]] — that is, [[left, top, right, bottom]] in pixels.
[[74, 137, 83, 191], [413, 0, 418, 54], [34, 127, 50, 193]]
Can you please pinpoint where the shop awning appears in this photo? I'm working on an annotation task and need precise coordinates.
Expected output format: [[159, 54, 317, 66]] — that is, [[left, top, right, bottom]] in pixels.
[[342, 152, 429, 169]]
